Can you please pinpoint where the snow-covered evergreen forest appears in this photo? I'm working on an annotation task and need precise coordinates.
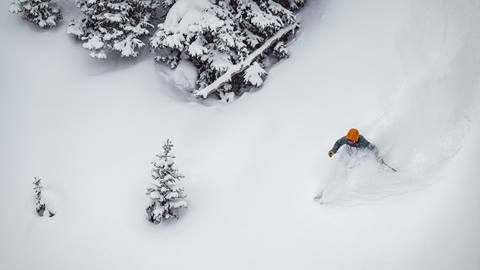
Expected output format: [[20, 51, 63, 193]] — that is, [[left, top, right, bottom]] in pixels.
[[12, 0, 301, 99], [1, 0, 480, 269]]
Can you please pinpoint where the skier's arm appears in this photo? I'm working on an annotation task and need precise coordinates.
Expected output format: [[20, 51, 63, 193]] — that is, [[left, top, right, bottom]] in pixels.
[[330, 136, 347, 154], [366, 141, 378, 154]]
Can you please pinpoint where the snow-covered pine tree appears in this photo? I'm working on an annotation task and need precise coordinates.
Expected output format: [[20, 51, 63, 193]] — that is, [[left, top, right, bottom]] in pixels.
[[150, 0, 304, 100], [160, 0, 176, 8], [67, 0, 160, 59], [146, 139, 187, 224], [9, 0, 62, 28], [33, 177, 55, 217]]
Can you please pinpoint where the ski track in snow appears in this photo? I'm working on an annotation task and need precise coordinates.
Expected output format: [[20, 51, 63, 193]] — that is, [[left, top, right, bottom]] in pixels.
[[1, 0, 480, 270]]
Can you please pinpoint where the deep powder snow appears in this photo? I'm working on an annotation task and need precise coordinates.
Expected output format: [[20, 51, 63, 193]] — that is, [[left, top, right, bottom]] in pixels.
[[1, 0, 479, 270]]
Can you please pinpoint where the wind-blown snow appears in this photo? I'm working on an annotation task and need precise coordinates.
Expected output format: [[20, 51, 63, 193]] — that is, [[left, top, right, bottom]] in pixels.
[[1, 0, 480, 270]]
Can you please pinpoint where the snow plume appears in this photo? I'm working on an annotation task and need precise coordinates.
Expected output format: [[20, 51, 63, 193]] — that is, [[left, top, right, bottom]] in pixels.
[[9, 0, 62, 28], [373, 0, 480, 180], [332, 67, 480, 204], [319, 0, 480, 205], [151, 0, 303, 99], [68, 0, 159, 59]]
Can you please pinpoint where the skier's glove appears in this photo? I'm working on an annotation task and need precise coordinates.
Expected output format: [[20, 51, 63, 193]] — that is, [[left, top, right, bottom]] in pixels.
[[377, 157, 384, 164], [328, 150, 334, 158]]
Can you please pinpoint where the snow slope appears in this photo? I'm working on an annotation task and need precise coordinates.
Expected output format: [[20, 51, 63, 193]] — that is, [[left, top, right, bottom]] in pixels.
[[1, 0, 479, 269]]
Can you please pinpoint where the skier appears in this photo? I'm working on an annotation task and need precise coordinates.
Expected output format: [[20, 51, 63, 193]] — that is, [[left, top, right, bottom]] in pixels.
[[314, 128, 387, 203], [328, 128, 384, 164], [315, 129, 394, 203]]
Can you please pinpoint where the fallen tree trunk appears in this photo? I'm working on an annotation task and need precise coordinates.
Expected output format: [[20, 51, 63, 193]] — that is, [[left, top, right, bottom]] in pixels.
[[193, 23, 298, 98]]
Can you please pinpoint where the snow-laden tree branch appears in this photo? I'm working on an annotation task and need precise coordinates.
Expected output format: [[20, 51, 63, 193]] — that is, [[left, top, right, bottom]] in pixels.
[[9, 0, 62, 28], [193, 23, 298, 98], [68, 0, 159, 59]]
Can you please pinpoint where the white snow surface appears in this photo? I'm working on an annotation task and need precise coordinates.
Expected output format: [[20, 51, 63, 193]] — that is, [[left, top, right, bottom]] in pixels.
[[1, 0, 480, 270], [162, 0, 211, 32]]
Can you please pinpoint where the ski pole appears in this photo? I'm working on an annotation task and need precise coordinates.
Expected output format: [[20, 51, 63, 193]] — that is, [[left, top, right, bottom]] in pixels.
[[383, 162, 397, 172]]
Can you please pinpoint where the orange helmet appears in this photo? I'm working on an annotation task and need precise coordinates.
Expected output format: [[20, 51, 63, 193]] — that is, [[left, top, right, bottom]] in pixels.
[[346, 128, 359, 142]]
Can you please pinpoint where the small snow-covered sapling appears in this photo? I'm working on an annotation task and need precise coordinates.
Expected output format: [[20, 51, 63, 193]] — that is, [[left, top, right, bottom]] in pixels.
[[146, 139, 187, 224], [33, 177, 55, 217]]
